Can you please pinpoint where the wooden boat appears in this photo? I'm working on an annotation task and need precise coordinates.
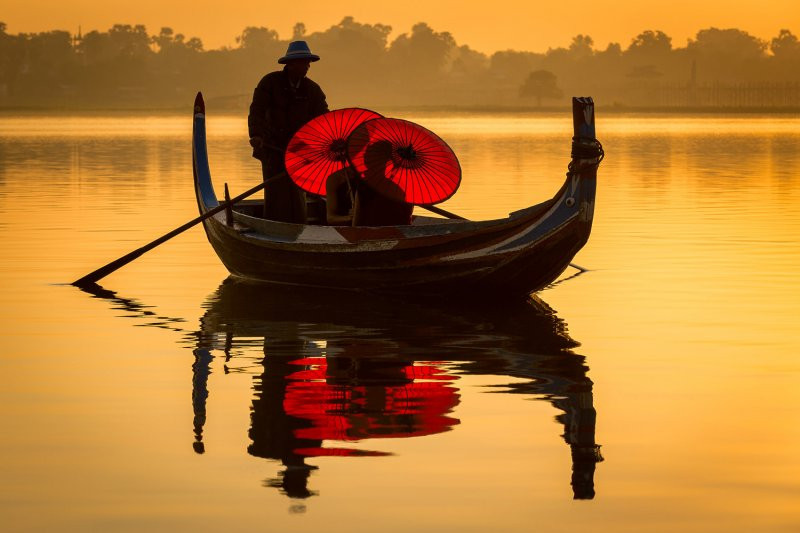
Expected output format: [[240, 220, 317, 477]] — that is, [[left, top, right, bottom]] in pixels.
[[193, 94, 602, 297]]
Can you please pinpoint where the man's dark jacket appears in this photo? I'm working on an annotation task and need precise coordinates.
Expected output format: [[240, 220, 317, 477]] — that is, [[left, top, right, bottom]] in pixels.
[[247, 68, 329, 162]]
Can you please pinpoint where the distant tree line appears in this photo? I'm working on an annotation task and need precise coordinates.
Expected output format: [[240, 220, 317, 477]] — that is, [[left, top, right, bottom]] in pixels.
[[1, 18, 799, 110]]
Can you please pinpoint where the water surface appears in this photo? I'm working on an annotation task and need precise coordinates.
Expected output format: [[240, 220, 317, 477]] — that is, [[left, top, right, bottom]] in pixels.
[[0, 111, 798, 531]]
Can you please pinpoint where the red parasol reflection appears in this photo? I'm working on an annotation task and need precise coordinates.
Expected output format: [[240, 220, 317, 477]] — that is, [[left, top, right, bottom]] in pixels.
[[282, 357, 460, 457], [285, 108, 382, 196], [347, 118, 461, 205]]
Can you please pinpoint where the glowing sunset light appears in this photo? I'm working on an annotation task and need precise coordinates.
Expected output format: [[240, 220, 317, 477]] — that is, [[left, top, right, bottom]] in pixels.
[[3, 0, 798, 53]]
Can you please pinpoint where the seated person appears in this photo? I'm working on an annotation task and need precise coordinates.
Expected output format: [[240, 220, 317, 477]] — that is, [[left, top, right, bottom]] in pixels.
[[326, 161, 414, 227], [353, 182, 413, 227], [325, 168, 357, 226], [352, 140, 414, 226]]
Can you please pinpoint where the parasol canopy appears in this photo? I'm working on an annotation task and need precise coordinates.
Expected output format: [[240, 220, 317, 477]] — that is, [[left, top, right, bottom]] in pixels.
[[285, 108, 382, 196], [347, 118, 461, 205]]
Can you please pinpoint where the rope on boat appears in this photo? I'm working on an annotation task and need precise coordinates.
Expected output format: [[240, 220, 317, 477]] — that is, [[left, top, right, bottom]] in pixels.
[[568, 137, 604, 175]]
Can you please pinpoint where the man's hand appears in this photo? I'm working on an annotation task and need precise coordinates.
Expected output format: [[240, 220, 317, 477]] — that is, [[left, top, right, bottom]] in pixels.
[[249, 136, 264, 149]]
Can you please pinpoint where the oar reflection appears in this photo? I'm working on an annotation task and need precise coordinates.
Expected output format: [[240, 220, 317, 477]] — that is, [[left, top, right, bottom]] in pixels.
[[190, 278, 603, 500]]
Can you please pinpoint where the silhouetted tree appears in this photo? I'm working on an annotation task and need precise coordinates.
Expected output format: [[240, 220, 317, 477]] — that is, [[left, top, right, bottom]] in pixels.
[[0, 20, 798, 109], [489, 50, 543, 91], [306, 17, 391, 104], [622, 30, 674, 83], [387, 23, 456, 84], [3, 30, 75, 102], [569, 35, 595, 60], [79, 24, 152, 64], [231, 25, 285, 99], [689, 27, 765, 59], [292, 23, 307, 40], [153, 27, 202, 53], [0, 22, 11, 93], [627, 30, 672, 57], [109, 24, 151, 58], [767, 29, 800, 81], [519, 69, 562, 106], [0, 24, 40, 99], [540, 35, 598, 98], [771, 29, 800, 58], [148, 27, 204, 103], [592, 42, 625, 84], [687, 27, 767, 82], [237, 26, 280, 51], [449, 44, 488, 79], [74, 24, 153, 103]]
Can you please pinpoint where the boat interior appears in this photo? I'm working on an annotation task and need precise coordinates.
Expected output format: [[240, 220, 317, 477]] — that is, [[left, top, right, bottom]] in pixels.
[[231, 196, 467, 227]]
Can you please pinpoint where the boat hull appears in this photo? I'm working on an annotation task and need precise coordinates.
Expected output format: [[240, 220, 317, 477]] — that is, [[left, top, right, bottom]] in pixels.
[[192, 94, 599, 297]]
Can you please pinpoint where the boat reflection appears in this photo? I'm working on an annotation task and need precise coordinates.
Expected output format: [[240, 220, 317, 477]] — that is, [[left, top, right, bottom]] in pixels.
[[190, 278, 603, 500]]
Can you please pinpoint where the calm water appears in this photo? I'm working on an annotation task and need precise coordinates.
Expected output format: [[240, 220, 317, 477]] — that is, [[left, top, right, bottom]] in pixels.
[[1, 110, 799, 531]]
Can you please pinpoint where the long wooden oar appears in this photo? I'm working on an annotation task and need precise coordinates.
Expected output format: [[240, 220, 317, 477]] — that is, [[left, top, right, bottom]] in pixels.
[[73, 173, 583, 287], [72, 177, 277, 287]]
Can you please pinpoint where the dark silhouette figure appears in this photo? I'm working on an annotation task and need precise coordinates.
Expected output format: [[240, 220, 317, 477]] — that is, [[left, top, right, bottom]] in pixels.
[[353, 140, 414, 226], [248, 41, 329, 223], [191, 349, 212, 454], [325, 143, 414, 227], [325, 167, 356, 226], [249, 353, 322, 499]]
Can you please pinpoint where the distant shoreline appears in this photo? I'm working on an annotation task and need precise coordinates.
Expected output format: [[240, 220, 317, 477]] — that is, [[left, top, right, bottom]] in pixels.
[[1, 104, 799, 116]]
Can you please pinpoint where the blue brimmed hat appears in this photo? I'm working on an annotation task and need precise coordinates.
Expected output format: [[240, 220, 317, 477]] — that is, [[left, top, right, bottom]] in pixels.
[[278, 41, 320, 64]]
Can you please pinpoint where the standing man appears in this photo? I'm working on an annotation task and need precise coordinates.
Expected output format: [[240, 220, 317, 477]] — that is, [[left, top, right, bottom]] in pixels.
[[248, 41, 329, 223]]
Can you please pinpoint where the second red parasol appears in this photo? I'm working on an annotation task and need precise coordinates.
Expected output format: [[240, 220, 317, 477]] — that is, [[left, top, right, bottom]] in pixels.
[[347, 118, 461, 205], [285, 107, 383, 196]]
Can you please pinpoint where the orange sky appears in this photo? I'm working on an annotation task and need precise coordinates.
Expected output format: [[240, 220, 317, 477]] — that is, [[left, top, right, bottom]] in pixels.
[[3, 0, 799, 53]]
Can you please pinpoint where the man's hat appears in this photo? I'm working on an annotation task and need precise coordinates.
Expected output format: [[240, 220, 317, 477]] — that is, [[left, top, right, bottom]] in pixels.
[[278, 41, 320, 64]]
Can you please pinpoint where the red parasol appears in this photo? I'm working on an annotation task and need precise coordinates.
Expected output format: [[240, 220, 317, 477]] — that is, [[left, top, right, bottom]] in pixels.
[[347, 118, 461, 205], [285, 108, 382, 196]]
